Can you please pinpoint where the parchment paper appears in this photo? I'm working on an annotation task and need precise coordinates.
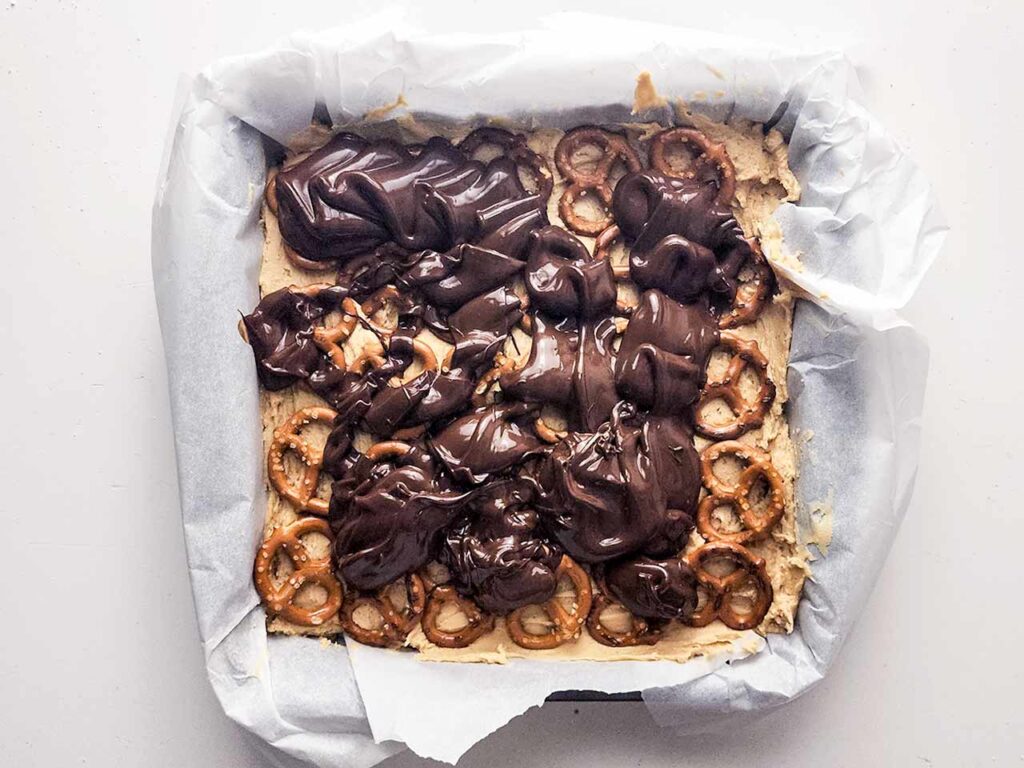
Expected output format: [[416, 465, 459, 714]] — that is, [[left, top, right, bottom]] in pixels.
[[152, 14, 944, 767]]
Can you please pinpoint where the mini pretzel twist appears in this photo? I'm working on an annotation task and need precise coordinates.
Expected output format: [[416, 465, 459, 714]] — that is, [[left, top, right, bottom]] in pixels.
[[534, 416, 568, 444], [459, 127, 554, 200], [555, 127, 641, 236], [268, 406, 338, 515], [593, 224, 631, 279], [254, 517, 343, 627], [363, 440, 411, 463], [421, 585, 496, 648], [697, 441, 785, 544], [683, 541, 773, 630], [586, 592, 663, 647], [346, 337, 438, 384], [506, 556, 593, 650], [471, 354, 517, 407], [719, 240, 772, 329], [696, 331, 776, 440], [312, 297, 360, 369], [339, 572, 427, 647], [649, 128, 737, 205]]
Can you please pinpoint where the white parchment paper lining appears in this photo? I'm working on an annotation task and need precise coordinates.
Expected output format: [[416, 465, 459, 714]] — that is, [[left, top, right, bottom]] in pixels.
[[152, 14, 944, 766]]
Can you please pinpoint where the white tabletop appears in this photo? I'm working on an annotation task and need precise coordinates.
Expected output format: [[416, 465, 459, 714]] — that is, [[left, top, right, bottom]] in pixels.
[[1, 1, 1020, 766]]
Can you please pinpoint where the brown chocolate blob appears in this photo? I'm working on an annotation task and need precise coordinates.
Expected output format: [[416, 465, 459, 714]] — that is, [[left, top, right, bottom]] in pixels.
[[442, 480, 562, 614], [603, 556, 699, 619]]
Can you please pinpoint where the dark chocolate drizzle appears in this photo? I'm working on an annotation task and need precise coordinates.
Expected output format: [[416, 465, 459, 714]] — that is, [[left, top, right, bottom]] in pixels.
[[244, 130, 771, 616]]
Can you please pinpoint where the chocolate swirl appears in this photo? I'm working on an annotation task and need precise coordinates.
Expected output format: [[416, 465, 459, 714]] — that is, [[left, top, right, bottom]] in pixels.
[[612, 171, 759, 308], [443, 480, 562, 613], [603, 556, 699, 620], [529, 403, 698, 563], [273, 133, 545, 265], [330, 446, 473, 591]]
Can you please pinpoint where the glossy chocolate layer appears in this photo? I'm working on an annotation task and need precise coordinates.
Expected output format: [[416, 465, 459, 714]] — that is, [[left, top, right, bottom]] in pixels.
[[443, 480, 562, 613], [274, 133, 545, 264], [613, 171, 759, 309], [529, 403, 699, 563], [246, 129, 773, 619], [603, 556, 699, 620]]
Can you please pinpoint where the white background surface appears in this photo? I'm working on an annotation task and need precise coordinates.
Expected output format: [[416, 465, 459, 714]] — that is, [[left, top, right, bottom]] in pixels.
[[1, 1, 1020, 766]]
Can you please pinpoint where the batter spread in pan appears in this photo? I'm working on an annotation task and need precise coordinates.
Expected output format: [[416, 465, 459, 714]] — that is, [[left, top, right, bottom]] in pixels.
[[243, 114, 808, 662]]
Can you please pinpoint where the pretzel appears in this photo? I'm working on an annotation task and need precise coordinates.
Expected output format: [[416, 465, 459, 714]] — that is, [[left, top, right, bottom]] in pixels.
[[697, 441, 785, 544], [506, 556, 592, 649], [534, 416, 568, 444], [593, 224, 631, 279], [359, 285, 402, 337], [268, 406, 338, 515], [264, 169, 279, 215], [649, 128, 736, 205], [471, 354, 517, 407], [339, 572, 427, 647], [459, 127, 554, 200], [363, 440, 411, 463], [586, 592, 663, 647], [312, 298, 360, 369], [421, 585, 495, 648], [555, 127, 642, 236], [719, 241, 773, 329], [695, 331, 776, 440], [346, 338, 438, 383], [683, 541, 773, 630], [254, 517, 343, 626]]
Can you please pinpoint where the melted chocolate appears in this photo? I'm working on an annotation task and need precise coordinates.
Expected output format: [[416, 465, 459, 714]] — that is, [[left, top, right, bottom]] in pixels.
[[524, 226, 616, 319], [242, 285, 346, 389], [429, 402, 545, 485], [615, 289, 719, 416], [612, 171, 756, 306], [499, 314, 619, 432], [331, 447, 473, 591], [603, 555, 699, 620], [529, 403, 697, 563], [274, 133, 545, 264], [443, 480, 562, 613], [246, 130, 773, 617]]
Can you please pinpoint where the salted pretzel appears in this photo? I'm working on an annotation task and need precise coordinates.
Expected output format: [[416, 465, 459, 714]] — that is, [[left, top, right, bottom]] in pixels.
[[555, 127, 642, 236], [534, 415, 568, 444], [696, 331, 776, 440], [471, 353, 517, 407], [421, 585, 496, 648], [649, 128, 737, 205], [506, 556, 592, 650], [346, 337, 438, 384], [593, 224, 631, 279], [459, 127, 554, 200], [254, 517, 343, 626], [719, 241, 773, 329], [267, 406, 339, 515], [683, 541, 773, 630], [358, 285, 403, 337], [698, 441, 785, 544], [586, 592, 663, 648], [311, 298, 359, 369], [339, 572, 427, 647], [363, 440, 412, 463]]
